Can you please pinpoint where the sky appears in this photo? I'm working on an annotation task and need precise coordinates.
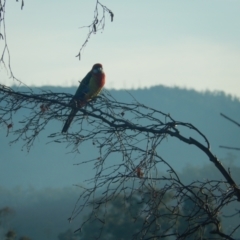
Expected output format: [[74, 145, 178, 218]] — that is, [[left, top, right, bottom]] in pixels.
[[0, 0, 240, 97]]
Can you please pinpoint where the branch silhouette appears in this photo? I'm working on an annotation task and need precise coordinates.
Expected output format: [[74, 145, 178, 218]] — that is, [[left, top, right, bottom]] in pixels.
[[220, 113, 240, 151], [76, 1, 114, 60], [0, 85, 240, 239], [0, 0, 113, 86]]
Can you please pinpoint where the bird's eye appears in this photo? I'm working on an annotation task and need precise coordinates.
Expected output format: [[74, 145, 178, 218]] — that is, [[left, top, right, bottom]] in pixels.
[[93, 67, 102, 73]]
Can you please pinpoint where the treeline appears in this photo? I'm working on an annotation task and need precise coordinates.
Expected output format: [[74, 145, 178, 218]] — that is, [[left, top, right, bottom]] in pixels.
[[1, 161, 239, 239]]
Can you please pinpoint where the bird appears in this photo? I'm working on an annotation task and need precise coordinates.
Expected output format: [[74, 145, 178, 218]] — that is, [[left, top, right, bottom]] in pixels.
[[62, 63, 105, 133]]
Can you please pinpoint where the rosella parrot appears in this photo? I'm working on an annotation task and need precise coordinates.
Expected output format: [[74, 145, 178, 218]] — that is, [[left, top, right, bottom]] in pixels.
[[62, 63, 105, 133]]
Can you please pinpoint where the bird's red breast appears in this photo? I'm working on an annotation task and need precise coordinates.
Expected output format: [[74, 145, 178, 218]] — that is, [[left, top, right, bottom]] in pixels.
[[94, 72, 105, 89], [91, 63, 105, 88], [86, 63, 105, 99]]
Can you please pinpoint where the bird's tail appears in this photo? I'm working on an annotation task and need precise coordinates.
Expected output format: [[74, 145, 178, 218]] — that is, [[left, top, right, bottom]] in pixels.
[[62, 109, 78, 133]]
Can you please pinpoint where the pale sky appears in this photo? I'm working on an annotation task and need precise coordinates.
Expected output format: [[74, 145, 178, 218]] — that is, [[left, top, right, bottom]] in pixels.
[[1, 0, 240, 97]]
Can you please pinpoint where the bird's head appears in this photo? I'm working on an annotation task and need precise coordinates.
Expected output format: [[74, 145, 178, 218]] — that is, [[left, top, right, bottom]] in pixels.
[[92, 63, 104, 74]]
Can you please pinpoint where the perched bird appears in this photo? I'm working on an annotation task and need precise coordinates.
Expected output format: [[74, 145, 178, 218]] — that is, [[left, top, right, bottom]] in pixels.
[[62, 63, 105, 133]]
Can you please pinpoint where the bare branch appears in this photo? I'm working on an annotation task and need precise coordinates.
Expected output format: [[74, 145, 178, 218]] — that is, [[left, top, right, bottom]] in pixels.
[[220, 113, 240, 128], [219, 113, 240, 151], [219, 146, 240, 151], [76, 0, 114, 60], [0, 85, 240, 239]]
